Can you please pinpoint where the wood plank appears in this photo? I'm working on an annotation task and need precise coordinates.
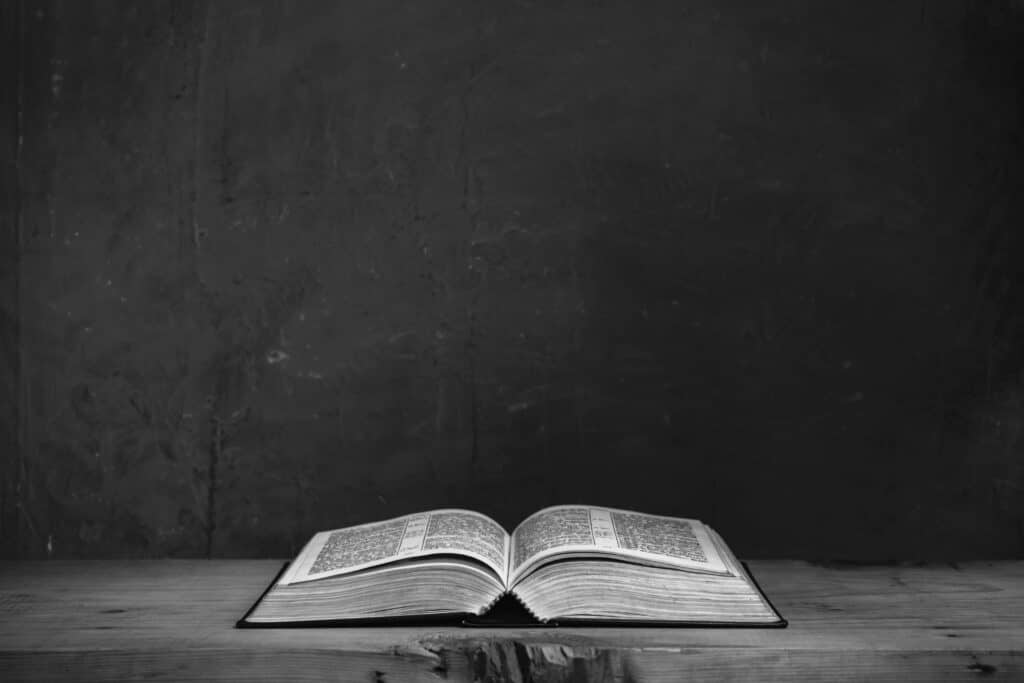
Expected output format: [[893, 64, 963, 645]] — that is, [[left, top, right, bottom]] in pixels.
[[1, 560, 1022, 681]]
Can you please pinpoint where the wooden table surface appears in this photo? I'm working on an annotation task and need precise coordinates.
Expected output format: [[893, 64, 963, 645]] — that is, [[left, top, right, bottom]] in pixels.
[[0, 560, 1021, 681]]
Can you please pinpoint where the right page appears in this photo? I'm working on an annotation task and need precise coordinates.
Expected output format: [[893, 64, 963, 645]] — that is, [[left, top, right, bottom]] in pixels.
[[509, 505, 729, 585]]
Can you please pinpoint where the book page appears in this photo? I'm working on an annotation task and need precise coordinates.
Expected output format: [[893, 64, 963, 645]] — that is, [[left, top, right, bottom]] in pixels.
[[509, 505, 728, 583], [280, 509, 510, 584]]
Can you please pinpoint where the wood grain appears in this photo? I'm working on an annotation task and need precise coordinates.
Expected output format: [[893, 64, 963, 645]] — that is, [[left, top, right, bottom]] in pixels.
[[0, 560, 1021, 681]]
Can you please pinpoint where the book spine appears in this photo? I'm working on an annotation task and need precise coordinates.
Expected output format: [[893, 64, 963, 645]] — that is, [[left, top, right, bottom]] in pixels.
[[478, 589, 506, 616], [508, 589, 547, 623]]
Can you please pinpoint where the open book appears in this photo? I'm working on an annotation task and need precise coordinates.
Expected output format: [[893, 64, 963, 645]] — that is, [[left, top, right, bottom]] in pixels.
[[239, 505, 785, 626]]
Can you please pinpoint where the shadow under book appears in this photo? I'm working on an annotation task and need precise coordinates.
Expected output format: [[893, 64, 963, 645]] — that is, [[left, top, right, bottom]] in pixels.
[[239, 505, 785, 627]]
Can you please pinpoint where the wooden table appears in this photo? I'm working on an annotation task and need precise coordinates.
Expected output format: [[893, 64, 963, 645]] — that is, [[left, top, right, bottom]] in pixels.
[[0, 560, 1021, 681]]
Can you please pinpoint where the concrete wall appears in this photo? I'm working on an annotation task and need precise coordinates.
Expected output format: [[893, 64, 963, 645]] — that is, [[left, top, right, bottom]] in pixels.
[[3, 0, 1023, 559]]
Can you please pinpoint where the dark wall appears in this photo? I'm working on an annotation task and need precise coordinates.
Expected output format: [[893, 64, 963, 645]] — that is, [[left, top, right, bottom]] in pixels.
[[3, 0, 1023, 560]]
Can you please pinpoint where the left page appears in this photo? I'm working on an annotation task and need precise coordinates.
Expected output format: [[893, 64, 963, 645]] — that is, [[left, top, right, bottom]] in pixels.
[[279, 509, 510, 585]]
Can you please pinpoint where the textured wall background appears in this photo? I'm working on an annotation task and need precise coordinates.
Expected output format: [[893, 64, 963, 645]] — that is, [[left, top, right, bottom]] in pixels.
[[2, 0, 1023, 560]]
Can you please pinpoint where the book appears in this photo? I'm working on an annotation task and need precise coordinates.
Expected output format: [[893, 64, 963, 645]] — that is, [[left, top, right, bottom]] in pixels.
[[238, 505, 785, 627]]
